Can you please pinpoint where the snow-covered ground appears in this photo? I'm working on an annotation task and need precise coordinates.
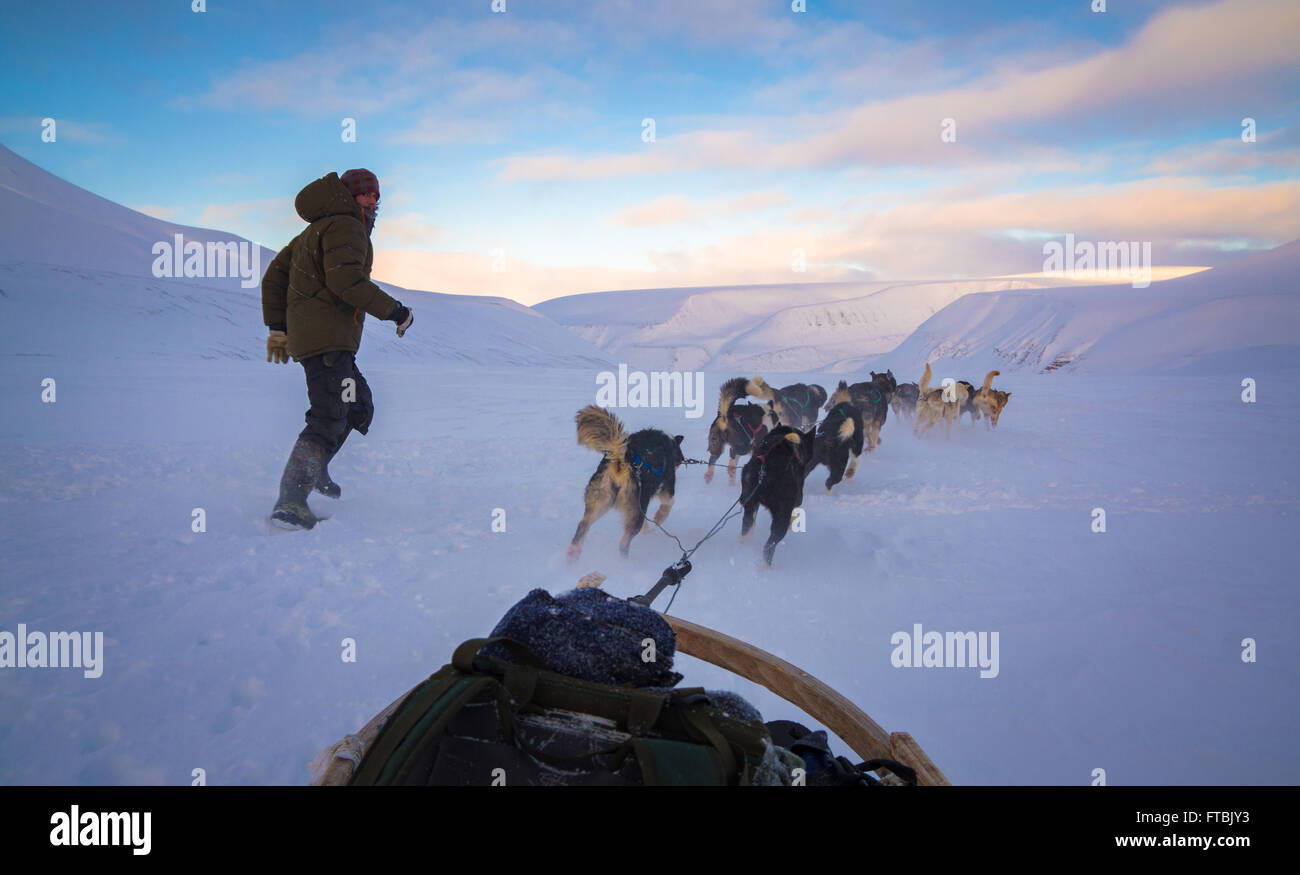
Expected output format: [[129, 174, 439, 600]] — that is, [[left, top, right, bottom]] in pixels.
[[0, 358, 1296, 784], [2, 142, 1298, 785]]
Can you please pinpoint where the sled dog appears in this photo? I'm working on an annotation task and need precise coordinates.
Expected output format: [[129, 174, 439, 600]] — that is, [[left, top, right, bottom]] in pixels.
[[810, 381, 866, 493], [891, 381, 920, 423], [914, 362, 969, 439], [706, 377, 777, 484], [568, 405, 684, 560], [739, 425, 819, 566], [971, 370, 1011, 430], [758, 382, 827, 430], [833, 370, 895, 451]]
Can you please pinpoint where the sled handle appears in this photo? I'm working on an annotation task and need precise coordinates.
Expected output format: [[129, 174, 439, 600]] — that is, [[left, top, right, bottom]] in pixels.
[[628, 560, 691, 607], [663, 613, 949, 785]]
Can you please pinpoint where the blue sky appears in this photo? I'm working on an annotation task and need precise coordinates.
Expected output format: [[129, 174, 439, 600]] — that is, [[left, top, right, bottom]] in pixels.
[[2, 0, 1297, 302]]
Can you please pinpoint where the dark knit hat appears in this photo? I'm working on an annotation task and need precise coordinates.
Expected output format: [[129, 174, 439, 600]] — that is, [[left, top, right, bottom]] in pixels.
[[486, 587, 683, 688], [340, 168, 379, 200]]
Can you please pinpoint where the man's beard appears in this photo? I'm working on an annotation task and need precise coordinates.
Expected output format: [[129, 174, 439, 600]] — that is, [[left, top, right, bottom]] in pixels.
[[362, 204, 378, 235]]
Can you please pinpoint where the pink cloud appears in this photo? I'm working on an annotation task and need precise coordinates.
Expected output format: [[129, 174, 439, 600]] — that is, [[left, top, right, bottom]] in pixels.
[[496, 0, 1300, 181], [375, 176, 1299, 302]]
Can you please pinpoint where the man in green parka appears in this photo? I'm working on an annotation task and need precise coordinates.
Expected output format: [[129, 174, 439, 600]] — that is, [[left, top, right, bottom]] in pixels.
[[261, 168, 414, 529]]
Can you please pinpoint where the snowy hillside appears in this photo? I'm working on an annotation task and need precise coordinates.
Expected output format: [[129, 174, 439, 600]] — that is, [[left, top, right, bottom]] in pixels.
[[0, 145, 610, 368], [535, 277, 1103, 372], [881, 241, 1300, 376]]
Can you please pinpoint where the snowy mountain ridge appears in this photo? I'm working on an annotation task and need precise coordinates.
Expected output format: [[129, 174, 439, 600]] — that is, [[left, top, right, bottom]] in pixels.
[[0, 144, 610, 368], [882, 240, 1300, 377], [536, 276, 1103, 373]]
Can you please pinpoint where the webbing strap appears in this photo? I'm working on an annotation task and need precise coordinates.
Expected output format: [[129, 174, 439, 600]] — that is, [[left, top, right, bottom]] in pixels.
[[349, 671, 476, 785], [632, 737, 726, 786], [463, 640, 673, 733], [383, 677, 493, 785], [732, 409, 764, 445], [452, 637, 547, 673], [861, 758, 918, 786], [680, 704, 738, 781], [503, 664, 537, 706], [631, 451, 664, 479]]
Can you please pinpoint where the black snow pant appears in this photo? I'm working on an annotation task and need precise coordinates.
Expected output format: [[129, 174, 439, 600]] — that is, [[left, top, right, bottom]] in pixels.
[[298, 351, 374, 456]]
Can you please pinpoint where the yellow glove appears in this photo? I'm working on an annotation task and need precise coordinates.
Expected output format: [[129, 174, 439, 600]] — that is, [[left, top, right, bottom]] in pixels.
[[267, 330, 290, 364]]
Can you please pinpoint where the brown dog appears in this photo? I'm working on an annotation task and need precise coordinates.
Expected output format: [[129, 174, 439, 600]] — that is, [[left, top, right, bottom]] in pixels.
[[567, 406, 684, 561], [972, 370, 1012, 429], [978, 386, 1012, 429], [914, 362, 969, 439]]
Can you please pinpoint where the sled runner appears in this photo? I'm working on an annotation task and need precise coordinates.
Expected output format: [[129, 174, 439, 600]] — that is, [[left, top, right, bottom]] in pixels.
[[309, 608, 948, 787]]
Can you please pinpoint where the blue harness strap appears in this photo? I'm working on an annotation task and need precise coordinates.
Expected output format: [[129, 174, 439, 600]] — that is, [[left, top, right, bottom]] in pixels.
[[632, 451, 664, 478]]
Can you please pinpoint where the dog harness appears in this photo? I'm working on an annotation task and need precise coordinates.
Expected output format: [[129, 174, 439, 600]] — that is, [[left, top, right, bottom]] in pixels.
[[730, 409, 765, 449], [780, 388, 812, 417], [753, 429, 806, 475], [630, 451, 664, 479]]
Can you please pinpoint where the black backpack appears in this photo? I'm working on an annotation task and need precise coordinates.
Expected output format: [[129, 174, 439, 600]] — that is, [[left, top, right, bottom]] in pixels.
[[348, 637, 776, 786], [765, 720, 917, 786]]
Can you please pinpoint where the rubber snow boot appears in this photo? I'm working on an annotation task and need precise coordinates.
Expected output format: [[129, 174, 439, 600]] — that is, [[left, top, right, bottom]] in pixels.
[[314, 428, 350, 499], [271, 438, 325, 530], [314, 455, 341, 499]]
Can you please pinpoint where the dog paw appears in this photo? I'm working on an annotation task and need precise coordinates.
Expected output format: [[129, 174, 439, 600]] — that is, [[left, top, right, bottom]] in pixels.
[[565, 544, 581, 562]]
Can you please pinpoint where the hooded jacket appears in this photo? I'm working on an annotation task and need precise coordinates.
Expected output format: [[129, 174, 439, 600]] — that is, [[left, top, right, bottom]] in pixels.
[[261, 172, 399, 361]]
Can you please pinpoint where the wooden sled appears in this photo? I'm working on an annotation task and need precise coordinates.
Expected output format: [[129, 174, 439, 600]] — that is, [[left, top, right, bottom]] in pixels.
[[665, 614, 948, 786], [310, 615, 949, 786]]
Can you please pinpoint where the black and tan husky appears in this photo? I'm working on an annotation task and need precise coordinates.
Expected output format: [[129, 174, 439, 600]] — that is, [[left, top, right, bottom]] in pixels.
[[756, 382, 827, 430], [810, 381, 866, 493], [567, 405, 684, 561], [705, 377, 777, 484], [739, 425, 819, 565], [832, 370, 895, 451]]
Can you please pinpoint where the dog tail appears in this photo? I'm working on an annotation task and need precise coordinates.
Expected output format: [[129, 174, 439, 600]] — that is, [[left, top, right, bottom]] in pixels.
[[576, 405, 629, 471], [829, 379, 852, 406], [919, 362, 933, 395], [746, 376, 775, 400], [837, 416, 856, 442], [763, 400, 780, 429], [980, 369, 1000, 392], [715, 377, 753, 429]]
